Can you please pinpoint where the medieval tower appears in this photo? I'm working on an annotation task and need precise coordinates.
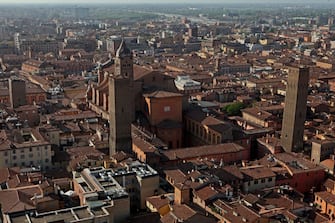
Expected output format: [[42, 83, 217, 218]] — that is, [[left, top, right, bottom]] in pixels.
[[109, 40, 134, 156], [281, 66, 309, 152]]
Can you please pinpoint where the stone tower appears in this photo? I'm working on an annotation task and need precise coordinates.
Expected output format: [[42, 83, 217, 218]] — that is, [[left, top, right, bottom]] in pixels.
[[9, 77, 26, 108], [109, 40, 134, 156], [281, 66, 309, 152]]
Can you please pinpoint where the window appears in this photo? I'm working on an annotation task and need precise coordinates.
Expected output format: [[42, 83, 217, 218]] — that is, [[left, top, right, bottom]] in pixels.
[[29, 154, 33, 158], [20, 155, 25, 159], [45, 159, 49, 163], [261, 179, 265, 183], [164, 106, 171, 112], [21, 162, 25, 166], [29, 148, 32, 152], [12, 150, 16, 154], [268, 177, 273, 182], [254, 180, 258, 185], [4, 151, 8, 156], [13, 156, 16, 160]]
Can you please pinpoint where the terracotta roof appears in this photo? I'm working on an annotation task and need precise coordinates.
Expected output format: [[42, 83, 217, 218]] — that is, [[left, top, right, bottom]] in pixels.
[[143, 90, 182, 99], [111, 151, 132, 162], [0, 185, 41, 214], [0, 167, 20, 185], [257, 136, 282, 148], [162, 143, 246, 161], [165, 169, 186, 185], [22, 59, 44, 67], [243, 194, 259, 205], [200, 116, 232, 133], [185, 110, 232, 133], [274, 152, 324, 174], [48, 110, 97, 122], [313, 212, 330, 223], [242, 107, 273, 121], [7, 174, 33, 188], [132, 136, 156, 153], [323, 178, 335, 191], [315, 191, 335, 206], [209, 166, 244, 182], [320, 159, 335, 171], [215, 199, 260, 223], [160, 204, 196, 223], [241, 166, 276, 180], [146, 194, 172, 210], [194, 185, 219, 201], [67, 146, 104, 159]]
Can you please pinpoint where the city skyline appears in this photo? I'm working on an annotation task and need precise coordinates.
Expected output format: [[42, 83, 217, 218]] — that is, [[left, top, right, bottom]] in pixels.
[[0, 0, 333, 4], [0, 2, 335, 223]]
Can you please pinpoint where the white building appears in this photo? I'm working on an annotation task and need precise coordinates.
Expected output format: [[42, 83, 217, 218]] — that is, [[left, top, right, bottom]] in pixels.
[[174, 75, 201, 93]]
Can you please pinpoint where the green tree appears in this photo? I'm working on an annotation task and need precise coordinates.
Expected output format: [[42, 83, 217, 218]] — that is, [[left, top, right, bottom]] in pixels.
[[224, 102, 245, 116]]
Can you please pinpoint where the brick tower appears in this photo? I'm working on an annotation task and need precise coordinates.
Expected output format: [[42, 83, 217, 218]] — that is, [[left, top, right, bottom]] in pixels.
[[281, 66, 309, 152], [109, 40, 134, 156]]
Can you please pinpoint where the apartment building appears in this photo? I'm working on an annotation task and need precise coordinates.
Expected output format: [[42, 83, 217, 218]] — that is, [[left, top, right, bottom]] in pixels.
[[0, 128, 53, 170], [74, 160, 159, 212]]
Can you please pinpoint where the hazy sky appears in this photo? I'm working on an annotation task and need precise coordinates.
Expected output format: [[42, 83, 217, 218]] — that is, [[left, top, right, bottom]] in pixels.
[[0, 0, 333, 4]]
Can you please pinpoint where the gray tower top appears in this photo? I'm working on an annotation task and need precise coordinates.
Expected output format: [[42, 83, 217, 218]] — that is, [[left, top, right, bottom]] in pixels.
[[116, 40, 131, 58]]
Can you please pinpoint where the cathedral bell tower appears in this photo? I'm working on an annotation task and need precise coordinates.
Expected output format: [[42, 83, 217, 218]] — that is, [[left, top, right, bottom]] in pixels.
[[109, 40, 134, 156]]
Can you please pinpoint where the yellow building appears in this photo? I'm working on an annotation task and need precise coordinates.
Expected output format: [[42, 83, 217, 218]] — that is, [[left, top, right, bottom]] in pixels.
[[146, 194, 174, 216]]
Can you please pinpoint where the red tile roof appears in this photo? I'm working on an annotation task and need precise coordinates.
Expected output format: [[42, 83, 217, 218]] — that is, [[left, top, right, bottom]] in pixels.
[[162, 143, 246, 161]]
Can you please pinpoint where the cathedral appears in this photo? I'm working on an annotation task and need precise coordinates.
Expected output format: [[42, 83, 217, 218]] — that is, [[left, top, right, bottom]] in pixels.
[[87, 40, 182, 156]]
